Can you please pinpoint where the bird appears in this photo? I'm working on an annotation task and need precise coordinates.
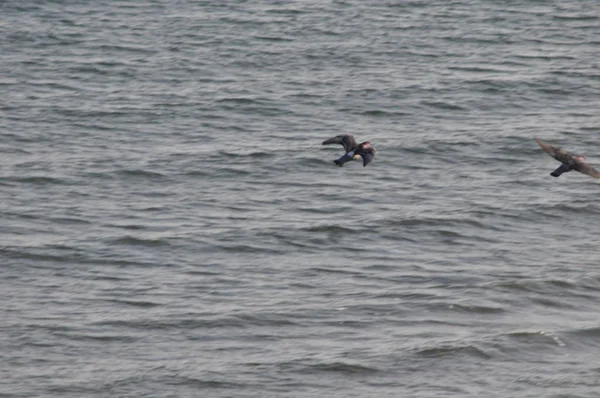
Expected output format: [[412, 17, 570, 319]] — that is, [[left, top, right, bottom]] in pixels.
[[535, 138, 600, 178], [322, 135, 376, 167]]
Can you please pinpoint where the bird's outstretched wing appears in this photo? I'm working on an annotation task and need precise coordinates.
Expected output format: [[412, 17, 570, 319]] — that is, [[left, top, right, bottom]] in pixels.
[[322, 135, 357, 153], [574, 160, 600, 179], [535, 138, 558, 158], [535, 138, 573, 164]]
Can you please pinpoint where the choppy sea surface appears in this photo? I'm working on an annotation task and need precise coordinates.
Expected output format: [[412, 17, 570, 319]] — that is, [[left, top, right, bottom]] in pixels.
[[2, 1, 600, 397]]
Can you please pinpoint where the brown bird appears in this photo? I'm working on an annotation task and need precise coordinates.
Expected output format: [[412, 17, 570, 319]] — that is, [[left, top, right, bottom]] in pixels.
[[535, 138, 600, 178], [322, 135, 376, 167]]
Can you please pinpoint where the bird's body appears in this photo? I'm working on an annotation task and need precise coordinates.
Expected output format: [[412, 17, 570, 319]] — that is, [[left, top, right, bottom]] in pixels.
[[322, 135, 376, 167], [535, 138, 600, 179]]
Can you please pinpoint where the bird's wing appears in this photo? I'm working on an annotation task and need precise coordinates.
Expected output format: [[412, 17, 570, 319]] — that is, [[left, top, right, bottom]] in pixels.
[[322, 135, 357, 152], [535, 138, 558, 158], [535, 138, 574, 164], [574, 160, 600, 179], [360, 150, 375, 167]]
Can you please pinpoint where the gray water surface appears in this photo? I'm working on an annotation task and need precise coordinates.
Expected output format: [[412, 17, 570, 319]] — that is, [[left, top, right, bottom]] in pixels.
[[2, 1, 600, 397]]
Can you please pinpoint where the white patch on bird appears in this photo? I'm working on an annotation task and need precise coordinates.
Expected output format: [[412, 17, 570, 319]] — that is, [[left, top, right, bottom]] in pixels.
[[346, 151, 354, 157]]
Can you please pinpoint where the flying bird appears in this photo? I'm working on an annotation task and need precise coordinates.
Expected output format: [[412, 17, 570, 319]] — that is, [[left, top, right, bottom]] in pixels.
[[535, 138, 600, 178], [322, 135, 376, 167]]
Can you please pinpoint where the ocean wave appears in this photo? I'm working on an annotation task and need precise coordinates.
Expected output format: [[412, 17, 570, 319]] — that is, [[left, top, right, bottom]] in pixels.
[[432, 302, 506, 314], [93, 313, 299, 330], [116, 169, 166, 179], [301, 224, 359, 234], [99, 298, 162, 308], [3, 175, 73, 185], [503, 330, 567, 349], [307, 361, 379, 374], [111, 235, 171, 247], [414, 344, 493, 360], [217, 149, 276, 159]]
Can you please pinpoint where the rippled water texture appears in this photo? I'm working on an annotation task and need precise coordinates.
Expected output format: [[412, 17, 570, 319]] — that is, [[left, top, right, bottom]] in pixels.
[[2, 1, 600, 397]]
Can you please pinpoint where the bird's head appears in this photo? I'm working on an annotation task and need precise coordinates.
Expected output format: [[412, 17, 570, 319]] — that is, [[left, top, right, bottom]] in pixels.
[[358, 141, 375, 152]]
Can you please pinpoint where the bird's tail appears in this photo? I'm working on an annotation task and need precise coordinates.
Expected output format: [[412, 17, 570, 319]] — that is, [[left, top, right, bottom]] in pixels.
[[550, 163, 571, 177]]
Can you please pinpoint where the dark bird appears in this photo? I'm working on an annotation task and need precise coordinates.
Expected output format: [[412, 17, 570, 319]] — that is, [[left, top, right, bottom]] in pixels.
[[322, 135, 376, 167], [535, 138, 600, 178]]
